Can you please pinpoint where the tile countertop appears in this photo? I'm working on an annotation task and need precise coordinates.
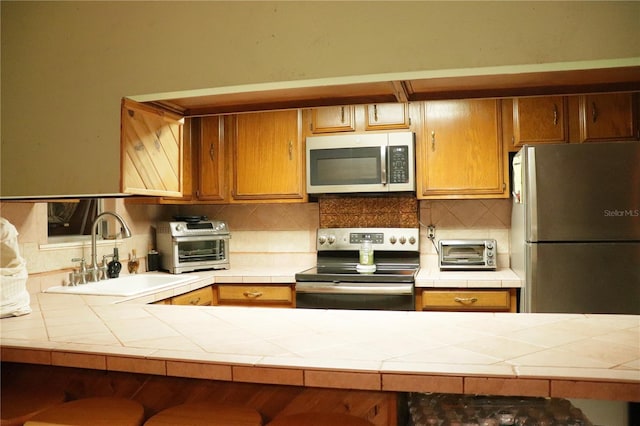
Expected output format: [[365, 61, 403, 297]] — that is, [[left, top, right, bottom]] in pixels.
[[414, 268, 522, 288], [1, 271, 639, 402]]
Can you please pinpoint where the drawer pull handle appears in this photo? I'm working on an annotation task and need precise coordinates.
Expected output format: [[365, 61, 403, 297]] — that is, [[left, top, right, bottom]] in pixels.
[[243, 291, 263, 299], [454, 297, 478, 304], [189, 297, 201, 305]]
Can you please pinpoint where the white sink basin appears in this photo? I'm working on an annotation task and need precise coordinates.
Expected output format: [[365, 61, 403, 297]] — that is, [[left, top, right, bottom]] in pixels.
[[45, 274, 199, 297]]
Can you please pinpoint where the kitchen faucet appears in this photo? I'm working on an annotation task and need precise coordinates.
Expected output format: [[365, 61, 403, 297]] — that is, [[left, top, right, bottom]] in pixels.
[[69, 211, 132, 285], [85, 212, 132, 282]]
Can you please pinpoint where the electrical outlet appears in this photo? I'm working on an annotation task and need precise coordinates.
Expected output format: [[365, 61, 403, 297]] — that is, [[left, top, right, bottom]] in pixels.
[[427, 225, 436, 240]]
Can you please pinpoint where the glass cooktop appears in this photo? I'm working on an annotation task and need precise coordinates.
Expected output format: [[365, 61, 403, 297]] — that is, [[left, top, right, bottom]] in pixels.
[[295, 265, 419, 283]]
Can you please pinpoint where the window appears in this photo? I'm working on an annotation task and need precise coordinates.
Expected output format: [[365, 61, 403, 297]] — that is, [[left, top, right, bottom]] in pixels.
[[47, 199, 101, 239]]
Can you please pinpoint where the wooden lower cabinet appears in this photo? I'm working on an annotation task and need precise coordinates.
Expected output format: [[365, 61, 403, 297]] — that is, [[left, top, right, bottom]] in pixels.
[[170, 286, 214, 306], [214, 284, 295, 308], [416, 288, 517, 312]]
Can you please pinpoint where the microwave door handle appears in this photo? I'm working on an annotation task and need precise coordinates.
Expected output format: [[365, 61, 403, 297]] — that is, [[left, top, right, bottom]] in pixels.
[[380, 145, 387, 185]]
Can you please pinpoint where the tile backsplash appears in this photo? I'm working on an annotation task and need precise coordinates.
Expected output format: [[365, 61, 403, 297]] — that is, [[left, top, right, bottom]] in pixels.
[[0, 196, 512, 294], [318, 195, 419, 228], [419, 199, 512, 269]]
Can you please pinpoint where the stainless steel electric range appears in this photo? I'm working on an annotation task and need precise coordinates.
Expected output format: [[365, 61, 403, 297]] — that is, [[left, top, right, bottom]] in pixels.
[[295, 227, 420, 311]]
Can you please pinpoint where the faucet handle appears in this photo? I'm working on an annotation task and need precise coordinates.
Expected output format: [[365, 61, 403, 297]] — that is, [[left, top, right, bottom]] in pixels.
[[71, 257, 87, 271]]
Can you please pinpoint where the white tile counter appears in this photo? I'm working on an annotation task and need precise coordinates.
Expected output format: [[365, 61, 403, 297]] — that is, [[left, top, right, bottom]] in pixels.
[[415, 268, 522, 288], [1, 270, 638, 402]]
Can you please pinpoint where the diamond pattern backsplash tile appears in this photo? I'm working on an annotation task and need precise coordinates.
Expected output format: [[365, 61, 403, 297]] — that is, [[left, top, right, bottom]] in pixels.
[[420, 199, 512, 229], [319, 195, 419, 228]]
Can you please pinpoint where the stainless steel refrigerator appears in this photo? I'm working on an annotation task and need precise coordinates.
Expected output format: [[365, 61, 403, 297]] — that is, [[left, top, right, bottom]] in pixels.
[[510, 142, 640, 314]]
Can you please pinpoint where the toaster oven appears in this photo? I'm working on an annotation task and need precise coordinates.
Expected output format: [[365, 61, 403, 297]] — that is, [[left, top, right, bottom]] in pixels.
[[156, 219, 230, 274], [438, 239, 497, 270]]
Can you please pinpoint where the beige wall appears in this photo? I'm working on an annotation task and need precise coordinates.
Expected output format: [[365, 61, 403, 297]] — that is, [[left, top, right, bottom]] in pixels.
[[2, 1, 639, 197]]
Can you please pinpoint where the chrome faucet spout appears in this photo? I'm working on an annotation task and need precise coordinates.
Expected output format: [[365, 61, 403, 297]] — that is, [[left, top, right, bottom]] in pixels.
[[90, 212, 132, 270]]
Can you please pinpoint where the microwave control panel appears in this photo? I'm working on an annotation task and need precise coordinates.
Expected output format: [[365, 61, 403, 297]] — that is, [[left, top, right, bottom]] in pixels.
[[388, 146, 409, 183]]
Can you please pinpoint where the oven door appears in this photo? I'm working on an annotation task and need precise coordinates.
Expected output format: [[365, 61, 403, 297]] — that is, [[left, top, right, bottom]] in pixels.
[[173, 235, 228, 271], [295, 281, 415, 311]]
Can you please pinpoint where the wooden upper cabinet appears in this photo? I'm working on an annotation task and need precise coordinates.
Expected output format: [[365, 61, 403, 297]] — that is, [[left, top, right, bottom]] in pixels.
[[365, 103, 410, 130], [231, 110, 305, 202], [120, 99, 184, 197], [311, 106, 355, 133], [513, 96, 568, 146], [197, 116, 227, 201], [418, 99, 507, 199], [579, 92, 639, 142]]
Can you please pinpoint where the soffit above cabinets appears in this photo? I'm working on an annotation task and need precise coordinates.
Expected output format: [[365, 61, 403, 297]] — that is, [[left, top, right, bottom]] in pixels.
[[134, 64, 640, 117]]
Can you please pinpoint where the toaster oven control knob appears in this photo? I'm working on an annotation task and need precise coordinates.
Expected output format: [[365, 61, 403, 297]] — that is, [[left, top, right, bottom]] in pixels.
[[389, 236, 397, 244], [487, 251, 494, 257], [486, 241, 494, 250]]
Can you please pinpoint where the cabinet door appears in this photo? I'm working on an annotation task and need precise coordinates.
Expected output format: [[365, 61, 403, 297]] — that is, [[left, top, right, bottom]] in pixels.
[[418, 289, 516, 312], [419, 99, 507, 199], [513, 96, 568, 146], [232, 110, 305, 201], [215, 284, 294, 307], [579, 92, 639, 142], [171, 286, 213, 306], [121, 99, 184, 197], [197, 116, 227, 201], [311, 106, 355, 133], [365, 103, 410, 130]]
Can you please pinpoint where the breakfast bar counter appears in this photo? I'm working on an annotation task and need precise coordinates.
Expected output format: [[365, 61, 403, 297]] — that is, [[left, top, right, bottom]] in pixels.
[[1, 286, 638, 403]]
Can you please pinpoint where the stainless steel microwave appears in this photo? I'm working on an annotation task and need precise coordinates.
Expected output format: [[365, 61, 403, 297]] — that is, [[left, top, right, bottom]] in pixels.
[[306, 131, 415, 194]]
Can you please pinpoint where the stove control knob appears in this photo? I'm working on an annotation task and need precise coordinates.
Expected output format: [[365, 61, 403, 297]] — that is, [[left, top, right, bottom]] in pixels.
[[318, 235, 327, 245], [389, 236, 397, 244], [399, 236, 407, 245], [175, 224, 185, 232], [409, 236, 416, 245], [327, 235, 336, 245]]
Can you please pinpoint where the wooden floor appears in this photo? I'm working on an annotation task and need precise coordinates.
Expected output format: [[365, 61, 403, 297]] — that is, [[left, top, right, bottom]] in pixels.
[[1, 362, 405, 426]]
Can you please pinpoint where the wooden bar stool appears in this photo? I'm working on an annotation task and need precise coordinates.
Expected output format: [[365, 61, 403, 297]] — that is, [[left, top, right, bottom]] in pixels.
[[144, 402, 263, 426], [1, 385, 66, 426], [24, 397, 144, 426], [266, 412, 374, 426]]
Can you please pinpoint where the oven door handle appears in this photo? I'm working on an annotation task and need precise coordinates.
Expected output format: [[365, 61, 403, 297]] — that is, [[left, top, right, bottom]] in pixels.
[[295, 282, 413, 295]]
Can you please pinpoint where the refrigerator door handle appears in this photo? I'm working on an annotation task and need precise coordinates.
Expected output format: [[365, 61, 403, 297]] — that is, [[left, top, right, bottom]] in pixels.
[[526, 146, 538, 242]]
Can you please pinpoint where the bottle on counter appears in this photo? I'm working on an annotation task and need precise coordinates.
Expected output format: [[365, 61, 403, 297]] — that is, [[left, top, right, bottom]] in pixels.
[[127, 249, 139, 274], [359, 239, 374, 266], [107, 248, 122, 278]]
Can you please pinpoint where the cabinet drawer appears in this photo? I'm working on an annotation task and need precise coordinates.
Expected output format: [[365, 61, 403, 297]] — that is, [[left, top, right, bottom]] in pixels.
[[216, 285, 293, 306], [171, 286, 213, 306], [419, 289, 515, 312]]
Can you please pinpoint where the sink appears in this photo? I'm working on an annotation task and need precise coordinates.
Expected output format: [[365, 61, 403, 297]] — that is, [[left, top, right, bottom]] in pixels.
[[45, 274, 199, 297]]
